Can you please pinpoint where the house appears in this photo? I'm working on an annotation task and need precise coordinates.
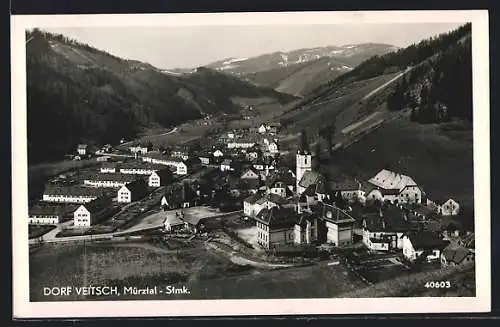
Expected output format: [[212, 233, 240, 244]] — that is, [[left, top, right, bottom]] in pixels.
[[438, 198, 460, 216], [361, 206, 419, 251], [440, 243, 475, 267], [267, 141, 279, 154], [148, 168, 174, 187], [266, 170, 295, 198], [129, 145, 149, 155], [198, 155, 211, 165], [401, 231, 449, 262], [28, 203, 77, 225], [227, 137, 257, 149], [117, 179, 148, 203], [243, 192, 289, 218], [161, 182, 197, 210], [319, 202, 356, 247], [220, 159, 233, 172], [213, 149, 224, 158], [119, 162, 166, 175], [162, 211, 185, 232], [243, 193, 263, 217], [255, 206, 298, 249], [317, 179, 365, 203], [100, 162, 118, 173], [83, 173, 138, 188], [240, 168, 260, 180], [73, 196, 112, 227], [366, 169, 422, 204], [142, 152, 192, 175], [42, 186, 105, 204], [77, 144, 88, 156], [258, 124, 268, 134], [294, 207, 319, 245]]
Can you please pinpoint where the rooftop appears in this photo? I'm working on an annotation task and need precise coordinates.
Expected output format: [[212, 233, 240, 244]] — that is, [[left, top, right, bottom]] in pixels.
[[320, 202, 356, 224], [298, 171, 324, 189], [368, 169, 417, 191], [43, 185, 105, 197], [406, 231, 449, 250], [85, 173, 138, 183], [255, 206, 298, 228]]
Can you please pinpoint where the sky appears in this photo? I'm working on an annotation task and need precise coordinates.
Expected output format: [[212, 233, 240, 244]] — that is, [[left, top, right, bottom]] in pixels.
[[44, 23, 464, 69]]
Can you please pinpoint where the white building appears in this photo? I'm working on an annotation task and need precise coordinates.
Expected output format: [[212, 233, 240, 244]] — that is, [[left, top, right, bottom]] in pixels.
[[83, 173, 138, 188], [42, 186, 104, 204], [129, 145, 149, 155], [438, 198, 460, 216], [220, 159, 233, 172], [142, 153, 190, 175], [227, 140, 256, 149], [258, 124, 268, 134], [77, 144, 88, 156], [148, 168, 173, 187], [73, 197, 112, 227], [401, 232, 448, 262], [117, 179, 148, 203], [268, 141, 279, 154], [28, 203, 76, 225], [366, 169, 422, 204], [213, 149, 224, 158]]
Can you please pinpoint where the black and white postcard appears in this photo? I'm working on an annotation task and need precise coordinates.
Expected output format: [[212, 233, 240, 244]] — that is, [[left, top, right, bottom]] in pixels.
[[11, 10, 491, 318]]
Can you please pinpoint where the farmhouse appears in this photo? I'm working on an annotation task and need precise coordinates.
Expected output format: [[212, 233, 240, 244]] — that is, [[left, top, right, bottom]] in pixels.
[[401, 231, 449, 262], [255, 206, 297, 249], [83, 173, 138, 188], [437, 198, 460, 216], [73, 196, 113, 227], [77, 144, 88, 156], [361, 206, 419, 251], [42, 186, 105, 204], [28, 203, 77, 225], [366, 169, 422, 204], [117, 179, 148, 203], [148, 168, 174, 187]]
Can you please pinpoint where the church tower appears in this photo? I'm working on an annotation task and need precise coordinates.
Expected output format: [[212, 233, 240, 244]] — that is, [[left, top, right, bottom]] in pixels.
[[296, 130, 312, 194]]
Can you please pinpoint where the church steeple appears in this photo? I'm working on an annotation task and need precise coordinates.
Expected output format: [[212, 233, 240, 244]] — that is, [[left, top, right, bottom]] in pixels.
[[298, 129, 310, 155]]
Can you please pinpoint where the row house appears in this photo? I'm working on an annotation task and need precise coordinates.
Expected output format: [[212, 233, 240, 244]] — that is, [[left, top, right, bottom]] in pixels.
[[73, 196, 113, 227], [83, 173, 138, 188], [117, 179, 148, 203], [42, 186, 105, 204], [28, 203, 78, 225], [227, 138, 257, 150], [142, 152, 200, 175], [118, 162, 166, 175]]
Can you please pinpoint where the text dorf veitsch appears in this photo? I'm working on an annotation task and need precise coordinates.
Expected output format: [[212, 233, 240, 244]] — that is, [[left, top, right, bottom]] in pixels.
[[43, 285, 191, 297]]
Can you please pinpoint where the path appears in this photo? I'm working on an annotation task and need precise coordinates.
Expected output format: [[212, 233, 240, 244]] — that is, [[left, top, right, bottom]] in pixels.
[[361, 67, 413, 101], [120, 127, 178, 146]]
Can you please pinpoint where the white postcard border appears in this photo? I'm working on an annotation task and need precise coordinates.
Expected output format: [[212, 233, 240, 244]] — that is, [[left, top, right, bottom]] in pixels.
[[11, 10, 491, 318]]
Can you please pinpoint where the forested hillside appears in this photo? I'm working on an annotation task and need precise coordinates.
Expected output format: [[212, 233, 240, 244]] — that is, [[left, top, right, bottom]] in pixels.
[[26, 29, 296, 164]]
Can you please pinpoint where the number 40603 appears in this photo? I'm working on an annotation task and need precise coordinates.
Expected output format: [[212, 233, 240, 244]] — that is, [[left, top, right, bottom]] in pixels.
[[424, 281, 451, 288]]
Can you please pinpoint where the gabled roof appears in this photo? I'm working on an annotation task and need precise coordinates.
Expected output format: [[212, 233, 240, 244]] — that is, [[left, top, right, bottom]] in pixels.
[[298, 171, 323, 189], [368, 169, 418, 191], [255, 193, 289, 206], [255, 206, 297, 228], [266, 170, 295, 187], [320, 202, 356, 224], [362, 206, 417, 232], [406, 231, 449, 250]]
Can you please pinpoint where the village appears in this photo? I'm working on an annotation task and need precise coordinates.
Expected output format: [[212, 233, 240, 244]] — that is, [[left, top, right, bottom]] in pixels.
[[28, 120, 476, 290]]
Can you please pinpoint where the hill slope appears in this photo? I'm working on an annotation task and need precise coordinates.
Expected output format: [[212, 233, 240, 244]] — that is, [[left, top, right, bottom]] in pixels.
[[26, 29, 297, 164], [280, 24, 473, 212]]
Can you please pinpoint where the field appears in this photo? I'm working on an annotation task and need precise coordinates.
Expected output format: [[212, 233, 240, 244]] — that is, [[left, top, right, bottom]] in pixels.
[[29, 241, 366, 301], [29, 225, 57, 239]]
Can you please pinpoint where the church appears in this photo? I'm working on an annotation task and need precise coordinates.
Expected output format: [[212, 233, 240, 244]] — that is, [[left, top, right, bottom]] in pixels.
[[252, 130, 357, 250]]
